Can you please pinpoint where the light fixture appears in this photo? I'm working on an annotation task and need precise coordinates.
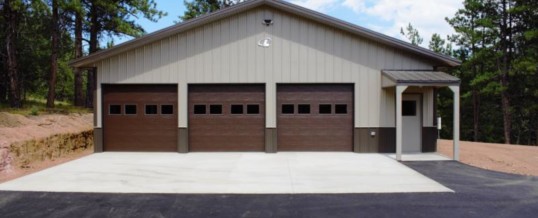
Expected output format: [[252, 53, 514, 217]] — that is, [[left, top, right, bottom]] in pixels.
[[257, 37, 272, 48], [263, 19, 273, 26]]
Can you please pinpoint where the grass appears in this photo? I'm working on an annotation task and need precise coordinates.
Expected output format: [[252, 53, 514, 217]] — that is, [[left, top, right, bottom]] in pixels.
[[0, 97, 92, 116]]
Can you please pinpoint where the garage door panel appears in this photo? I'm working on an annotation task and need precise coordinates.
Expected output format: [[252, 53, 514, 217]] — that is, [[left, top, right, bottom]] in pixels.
[[277, 84, 353, 151], [103, 85, 178, 152], [189, 85, 265, 152]]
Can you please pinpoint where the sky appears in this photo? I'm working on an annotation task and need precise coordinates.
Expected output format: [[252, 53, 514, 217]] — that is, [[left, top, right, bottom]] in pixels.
[[114, 0, 463, 48]]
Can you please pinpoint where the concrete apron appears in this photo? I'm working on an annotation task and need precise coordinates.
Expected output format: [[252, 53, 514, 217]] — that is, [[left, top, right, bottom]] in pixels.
[[0, 153, 453, 194]]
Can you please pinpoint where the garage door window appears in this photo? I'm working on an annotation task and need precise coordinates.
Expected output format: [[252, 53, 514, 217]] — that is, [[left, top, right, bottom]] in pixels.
[[161, 105, 174, 115], [231, 104, 244, 114], [319, 104, 332, 114], [335, 104, 347, 114], [194, 105, 206, 114], [298, 104, 310, 114], [247, 104, 260, 114], [109, 105, 122, 115], [210, 105, 222, 114], [145, 105, 158, 115], [282, 104, 294, 114], [125, 105, 137, 115]]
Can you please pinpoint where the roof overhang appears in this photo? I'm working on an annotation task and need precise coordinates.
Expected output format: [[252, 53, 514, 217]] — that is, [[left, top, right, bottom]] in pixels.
[[382, 70, 460, 88], [70, 0, 462, 68]]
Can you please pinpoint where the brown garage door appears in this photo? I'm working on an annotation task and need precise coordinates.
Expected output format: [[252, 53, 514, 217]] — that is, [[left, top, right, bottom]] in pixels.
[[277, 84, 353, 151], [103, 85, 178, 151], [189, 85, 265, 151]]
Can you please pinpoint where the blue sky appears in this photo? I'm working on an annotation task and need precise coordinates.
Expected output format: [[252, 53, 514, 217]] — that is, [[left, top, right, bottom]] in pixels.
[[114, 0, 463, 47]]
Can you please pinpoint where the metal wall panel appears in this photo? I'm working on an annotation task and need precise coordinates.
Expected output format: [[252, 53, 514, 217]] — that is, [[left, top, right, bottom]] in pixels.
[[422, 87, 435, 127], [95, 6, 435, 128]]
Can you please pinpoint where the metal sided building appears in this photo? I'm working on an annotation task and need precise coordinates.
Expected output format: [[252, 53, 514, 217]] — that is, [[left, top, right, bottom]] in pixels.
[[71, 0, 462, 160]]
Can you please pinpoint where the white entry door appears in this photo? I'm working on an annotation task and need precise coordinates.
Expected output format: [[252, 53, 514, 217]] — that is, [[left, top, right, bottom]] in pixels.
[[402, 94, 422, 153]]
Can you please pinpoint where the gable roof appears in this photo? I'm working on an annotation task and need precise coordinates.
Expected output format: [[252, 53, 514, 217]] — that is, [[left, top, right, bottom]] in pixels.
[[70, 0, 461, 68]]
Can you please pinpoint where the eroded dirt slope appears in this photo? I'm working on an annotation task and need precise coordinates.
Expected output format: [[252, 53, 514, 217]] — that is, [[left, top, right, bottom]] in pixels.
[[0, 112, 92, 144], [438, 139, 538, 176], [0, 112, 93, 182]]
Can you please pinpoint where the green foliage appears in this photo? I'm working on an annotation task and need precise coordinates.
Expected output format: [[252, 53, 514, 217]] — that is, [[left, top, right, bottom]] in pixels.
[[30, 106, 39, 116], [0, 96, 91, 115], [400, 23, 423, 45], [179, 0, 242, 21], [95, 0, 167, 38], [0, 0, 166, 109], [441, 0, 538, 145], [429, 34, 455, 56]]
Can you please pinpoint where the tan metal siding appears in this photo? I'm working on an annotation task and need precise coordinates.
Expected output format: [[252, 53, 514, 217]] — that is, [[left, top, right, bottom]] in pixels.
[[96, 6, 434, 128], [422, 87, 435, 127]]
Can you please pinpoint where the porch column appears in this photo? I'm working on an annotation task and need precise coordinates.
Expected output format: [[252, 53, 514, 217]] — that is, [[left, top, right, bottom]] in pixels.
[[396, 85, 408, 161], [449, 86, 460, 161]]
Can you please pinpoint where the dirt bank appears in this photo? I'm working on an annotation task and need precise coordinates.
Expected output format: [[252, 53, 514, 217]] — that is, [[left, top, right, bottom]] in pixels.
[[0, 112, 93, 182], [438, 139, 538, 176]]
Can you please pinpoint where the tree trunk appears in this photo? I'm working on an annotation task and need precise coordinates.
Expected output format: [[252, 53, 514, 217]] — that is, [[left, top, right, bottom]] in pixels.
[[534, 126, 538, 146], [471, 15, 480, 142], [85, 69, 95, 108], [500, 0, 512, 144], [472, 90, 480, 141], [0, 68, 6, 103], [47, 0, 59, 108], [74, 10, 84, 106], [86, 2, 99, 108], [2, 0, 21, 108]]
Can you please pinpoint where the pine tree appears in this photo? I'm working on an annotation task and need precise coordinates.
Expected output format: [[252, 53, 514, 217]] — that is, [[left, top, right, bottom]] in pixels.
[[400, 23, 423, 46], [84, 0, 166, 108], [1, 0, 23, 108], [180, 0, 242, 21]]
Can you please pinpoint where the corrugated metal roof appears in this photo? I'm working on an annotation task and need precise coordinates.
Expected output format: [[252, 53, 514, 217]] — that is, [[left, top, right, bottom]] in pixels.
[[382, 70, 460, 85], [70, 0, 462, 68]]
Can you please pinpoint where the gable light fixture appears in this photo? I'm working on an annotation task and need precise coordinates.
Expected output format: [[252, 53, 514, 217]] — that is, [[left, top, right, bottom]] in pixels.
[[263, 19, 273, 26]]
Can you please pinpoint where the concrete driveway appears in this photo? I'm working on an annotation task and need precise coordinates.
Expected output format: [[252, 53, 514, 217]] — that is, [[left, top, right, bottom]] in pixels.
[[0, 152, 451, 194]]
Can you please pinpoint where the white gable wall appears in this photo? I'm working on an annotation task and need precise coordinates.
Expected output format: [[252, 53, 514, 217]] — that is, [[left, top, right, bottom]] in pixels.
[[95, 6, 435, 129]]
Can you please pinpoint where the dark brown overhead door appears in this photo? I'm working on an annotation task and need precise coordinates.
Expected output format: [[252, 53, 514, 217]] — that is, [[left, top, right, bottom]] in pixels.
[[277, 84, 353, 151], [103, 85, 178, 151], [189, 85, 265, 151]]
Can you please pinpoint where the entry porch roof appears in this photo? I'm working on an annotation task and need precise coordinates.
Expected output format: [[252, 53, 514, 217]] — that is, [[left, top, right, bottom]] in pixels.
[[382, 70, 460, 88]]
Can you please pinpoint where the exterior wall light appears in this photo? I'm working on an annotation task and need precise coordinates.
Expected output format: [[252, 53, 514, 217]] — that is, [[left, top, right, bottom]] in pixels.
[[263, 19, 273, 26]]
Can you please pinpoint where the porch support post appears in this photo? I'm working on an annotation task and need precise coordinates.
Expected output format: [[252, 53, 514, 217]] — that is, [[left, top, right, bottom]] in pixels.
[[449, 86, 460, 161], [396, 85, 408, 161]]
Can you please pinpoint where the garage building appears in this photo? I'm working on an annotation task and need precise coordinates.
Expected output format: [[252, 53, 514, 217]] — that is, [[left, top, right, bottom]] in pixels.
[[71, 0, 461, 160]]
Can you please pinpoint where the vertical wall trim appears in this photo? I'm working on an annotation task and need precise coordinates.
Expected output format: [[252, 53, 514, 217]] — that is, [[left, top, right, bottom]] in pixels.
[[266, 83, 276, 128], [395, 85, 408, 161], [354, 82, 360, 127], [178, 128, 188, 153], [265, 128, 277, 153], [353, 128, 360, 153], [94, 128, 103, 152], [433, 88, 438, 126], [178, 82, 188, 128], [96, 81, 102, 128]]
